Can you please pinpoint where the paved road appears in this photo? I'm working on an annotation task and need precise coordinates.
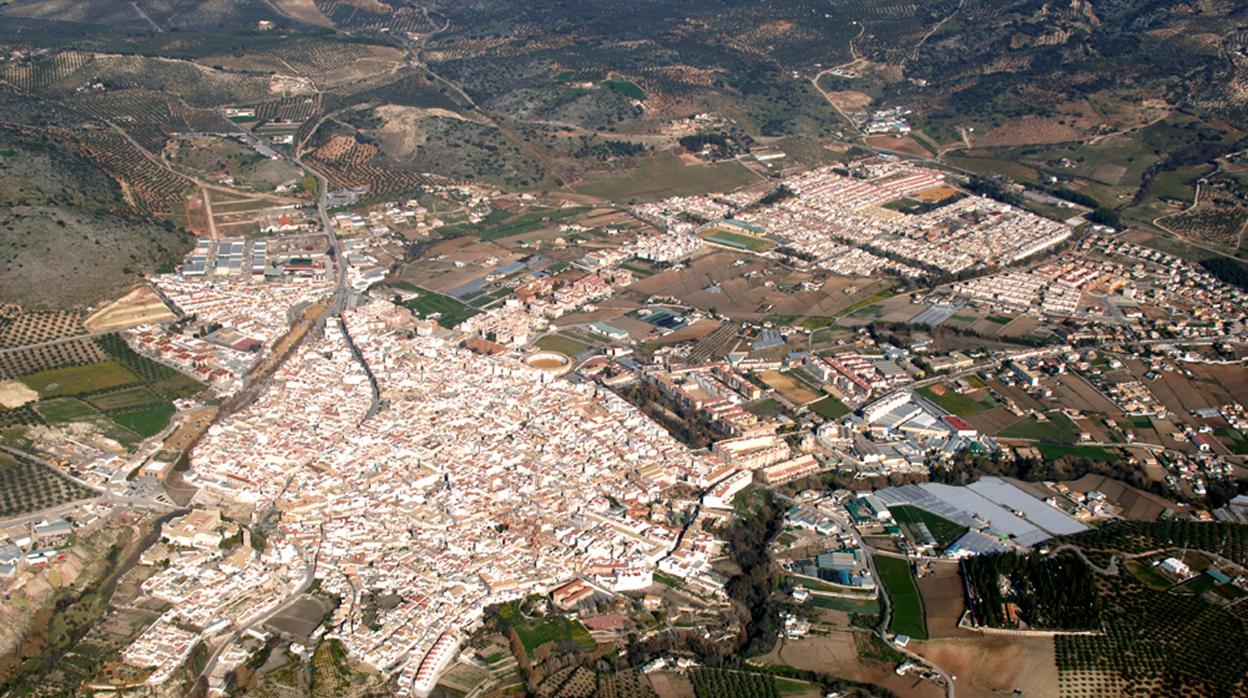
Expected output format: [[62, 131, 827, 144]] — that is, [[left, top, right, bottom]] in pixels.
[[291, 157, 350, 316], [765, 488, 956, 697], [197, 530, 322, 686], [1050, 544, 1120, 576]]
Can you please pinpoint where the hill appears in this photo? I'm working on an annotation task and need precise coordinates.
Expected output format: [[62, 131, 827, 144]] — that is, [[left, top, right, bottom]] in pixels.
[[0, 129, 192, 309]]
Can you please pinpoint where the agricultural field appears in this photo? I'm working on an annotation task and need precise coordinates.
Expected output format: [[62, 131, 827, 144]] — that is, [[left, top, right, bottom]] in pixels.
[[690, 668, 779, 698], [34, 397, 98, 423], [0, 310, 84, 349], [1050, 522, 1248, 696], [917, 384, 995, 417], [577, 152, 759, 202], [472, 206, 591, 241], [111, 403, 176, 438], [1, 333, 201, 447], [0, 452, 95, 517], [96, 333, 204, 399], [806, 595, 880, 617], [873, 554, 926, 640], [998, 412, 1079, 444], [86, 387, 162, 411], [20, 361, 140, 399]]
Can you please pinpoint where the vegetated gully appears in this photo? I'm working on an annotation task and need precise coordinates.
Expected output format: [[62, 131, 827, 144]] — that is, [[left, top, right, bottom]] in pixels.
[[18, 509, 186, 684]]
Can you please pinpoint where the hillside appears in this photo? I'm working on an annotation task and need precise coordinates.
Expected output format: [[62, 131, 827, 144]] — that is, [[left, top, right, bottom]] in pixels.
[[0, 130, 192, 309]]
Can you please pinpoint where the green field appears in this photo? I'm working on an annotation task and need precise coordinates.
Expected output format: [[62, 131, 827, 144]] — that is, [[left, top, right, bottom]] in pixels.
[[807, 594, 881, 616], [20, 361, 139, 398], [833, 288, 898, 319], [808, 396, 849, 419], [576, 151, 758, 201], [775, 677, 817, 696], [534, 333, 591, 357], [888, 505, 968, 550], [746, 398, 783, 417], [1124, 558, 1174, 591], [401, 290, 480, 328], [874, 555, 926, 640], [87, 386, 162, 411], [704, 229, 774, 251], [1000, 412, 1078, 443], [96, 334, 205, 400], [476, 206, 590, 241], [111, 403, 175, 438], [917, 385, 994, 416], [35, 398, 98, 423], [601, 78, 646, 100], [495, 602, 595, 654]]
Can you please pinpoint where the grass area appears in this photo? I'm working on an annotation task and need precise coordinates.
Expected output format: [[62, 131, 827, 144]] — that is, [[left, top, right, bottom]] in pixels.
[[1037, 444, 1121, 463], [479, 206, 590, 241], [746, 398, 783, 417], [1124, 558, 1173, 591], [35, 398, 97, 423], [807, 595, 881, 615], [917, 385, 994, 416], [888, 505, 968, 550], [703, 229, 774, 251], [495, 602, 595, 654], [775, 677, 816, 696], [800, 316, 837, 329], [808, 396, 849, 419], [834, 289, 897, 319], [468, 286, 513, 308], [576, 151, 758, 201], [874, 555, 926, 640], [401, 289, 480, 328], [86, 386, 161, 411], [20, 361, 139, 398], [653, 570, 688, 589], [111, 403, 175, 438], [854, 630, 907, 664], [849, 304, 884, 319], [533, 333, 591, 357], [601, 78, 646, 100], [999, 412, 1078, 443]]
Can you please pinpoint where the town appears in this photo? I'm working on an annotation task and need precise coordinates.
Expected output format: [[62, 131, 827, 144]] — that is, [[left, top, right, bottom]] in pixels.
[[2, 152, 1247, 698]]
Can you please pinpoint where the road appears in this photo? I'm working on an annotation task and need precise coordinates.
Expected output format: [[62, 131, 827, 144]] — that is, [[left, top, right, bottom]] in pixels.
[[765, 488, 956, 697], [197, 528, 323, 686], [1049, 544, 1120, 576], [291, 157, 350, 316]]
